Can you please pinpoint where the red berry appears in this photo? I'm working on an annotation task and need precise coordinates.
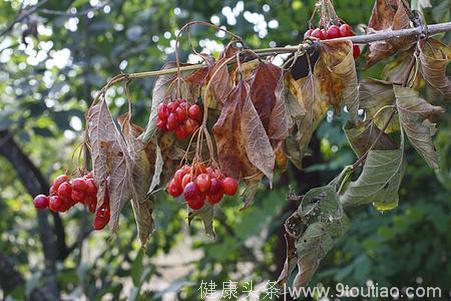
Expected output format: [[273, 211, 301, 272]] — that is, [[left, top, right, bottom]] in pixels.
[[166, 113, 179, 131], [183, 182, 200, 200], [49, 185, 58, 196], [182, 165, 191, 174], [207, 191, 223, 204], [304, 28, 313, 38], [181, 173, 192, 188], [57, 182, 72, 202], [52, 174, 69, 190], [72, 178, 88, 191], [183, 118, 197, 135], [156, 117, 166, 130], [167, 102, 178, 113], [49, 196, 65, 212], [326, 25, 341, 39], [195, 173, 211, 193], [221, 177, 238, 196], [93, 209, 110, 230], [175, 126, 188, 139], [157, 103, 169, 119], [339, 24, 354, 37], [33, 194, 49, 209], [173, 169, 185, 185], [209, 177, 222, 194], [84, 171, 94, 179], [71, 190, 85, 204], [175, 106, 187, 123], [353, 44, 361, 59], [187, 194, 205, 210], [188, 104, 202, 123], [311, 28, 325, 40], [85, 179, 97, 196], [168, 179, 183, 197]]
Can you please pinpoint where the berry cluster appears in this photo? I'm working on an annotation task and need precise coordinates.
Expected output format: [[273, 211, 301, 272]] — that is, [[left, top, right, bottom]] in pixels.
[[305, 24, 360, 59], [156, 98, 202, 139], [32, 172, 110, 230], [167, 164, 238, 210]]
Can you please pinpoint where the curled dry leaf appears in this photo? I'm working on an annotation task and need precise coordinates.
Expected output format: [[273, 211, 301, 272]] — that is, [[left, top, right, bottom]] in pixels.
[[419, 39, 451, 98], [315, 40, 359, 121], [366, 0, 415, 66], [86, 99, 131, 231], [284, 74, 329, 169], [394, 85, 445, 170], [118, 113, 155, 246], [212, 80, 262, 180], [247, 61, 288, 147]]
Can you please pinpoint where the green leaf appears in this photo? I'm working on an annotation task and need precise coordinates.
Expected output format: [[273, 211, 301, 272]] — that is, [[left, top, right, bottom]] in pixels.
[[394, 85, 445, 170], [278, 186, 349, 289], [359, 79, 399, 133], [344, 120, 397, 157], [340, 139, 406, 210]]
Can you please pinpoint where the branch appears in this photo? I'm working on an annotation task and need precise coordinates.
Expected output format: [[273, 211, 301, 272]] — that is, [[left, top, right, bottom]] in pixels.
[[90, 21, 451, 102]]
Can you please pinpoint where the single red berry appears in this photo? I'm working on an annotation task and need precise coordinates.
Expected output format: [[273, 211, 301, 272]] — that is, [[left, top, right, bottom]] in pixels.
[[72, 178, 88, 192], [183, 118, 197, 135], [33, 194, 49, 209], [175, 106, 187, 123], [195, 173, 211, 193], [84, 171, 94, 179], [326, 25, 341, 39], [175, 126, 188, 139], [49, 185, 58, 196], [93, 209, 110, 230], [181, 173, 192, 188], [166, 113, 179, 131], [168, 179, 183, 197], [52, 174, 69, 190], [156, 117, 166, 130], [209, 177, 222, 195], [182, 165, 191, 174], [187, 194, 205, 210], [85, 179, 97, 196], [352, 44, 361, 59], [188, 104, 202, 123], [311, 28, 325, 40], [339, 24, 354, 37], [183, 182, 200, 200], [157, 103, 169, 120], [173, 169, 185, 185], [207, 191, 223, 205], [57, 182, 72, 202], [167, 101, 178, 113], [49, 196, 65, 212], [221, 177, 238, 196], [304, 28, 313, 38]]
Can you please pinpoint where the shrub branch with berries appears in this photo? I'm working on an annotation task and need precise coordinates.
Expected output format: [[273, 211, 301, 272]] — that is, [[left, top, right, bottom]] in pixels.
[[32, 0, 451, 291]]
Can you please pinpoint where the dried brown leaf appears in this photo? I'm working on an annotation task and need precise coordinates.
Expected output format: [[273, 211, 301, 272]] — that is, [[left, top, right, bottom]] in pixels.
[[86, 99, 131, 231], [315, 41, 359, 121], [366, 0, 415, 65], [419, 39, 451, 98]]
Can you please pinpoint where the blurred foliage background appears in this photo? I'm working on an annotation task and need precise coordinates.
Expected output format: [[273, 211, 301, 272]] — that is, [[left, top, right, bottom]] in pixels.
[[0, 0, 450, 300]]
